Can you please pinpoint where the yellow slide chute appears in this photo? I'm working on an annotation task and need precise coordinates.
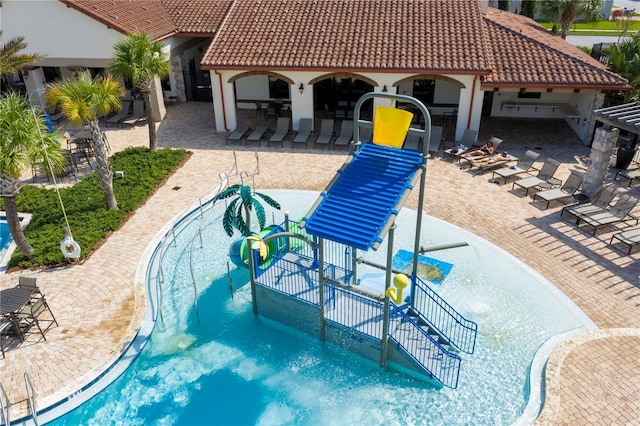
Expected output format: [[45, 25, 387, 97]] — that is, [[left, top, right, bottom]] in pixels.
[[372, 106, 414, 148]]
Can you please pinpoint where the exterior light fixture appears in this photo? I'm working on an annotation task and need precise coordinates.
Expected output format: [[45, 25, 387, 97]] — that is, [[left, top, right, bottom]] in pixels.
[[382, 85, 388, 93], [299, 83, 304, 94]]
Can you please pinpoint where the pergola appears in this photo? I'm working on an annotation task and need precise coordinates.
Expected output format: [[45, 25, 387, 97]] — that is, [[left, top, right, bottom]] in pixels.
[[594, 102, 640, 135], [585, 102, 640, 196]]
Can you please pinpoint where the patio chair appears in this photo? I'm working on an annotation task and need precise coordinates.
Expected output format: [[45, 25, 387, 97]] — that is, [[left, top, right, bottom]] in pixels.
[[359, 126, 373, 144], [532, 171, 584, 209], [610, 228, 640, 255], [0, 318, 15, 358], [102, 131, 112, 153], [226, 126, 250, 145], [122, 100, 146, 126], [403, 132, 421, 151], [561, 185, 619, 222], [458, 128, 478, 147], [315, 119, 335, 146], [491, 150, 541, 184], [268, 117, 290, 147], [511, 158, 561, 196], [333, 120, 354, 147], [428, 125, 444, 154], [292, 118, 313, 148], [16, 295, 58, 341], [614, 168, 640, 187], [246, 125, 268, 144], [459, 137, 505, 169], [467, 152, 519, 174], [106, 100, 132, 127], [575, 194, 640, 235], [17, 276, 43, 301]]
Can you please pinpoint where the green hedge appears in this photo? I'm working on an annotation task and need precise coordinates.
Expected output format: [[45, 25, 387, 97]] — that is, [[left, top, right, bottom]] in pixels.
[[4, 146, 190, 268]]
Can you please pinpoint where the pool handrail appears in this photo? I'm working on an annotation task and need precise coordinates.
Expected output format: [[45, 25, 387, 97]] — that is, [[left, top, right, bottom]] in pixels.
[[411, 276, 478, 354], [0, 382, 9, 426]]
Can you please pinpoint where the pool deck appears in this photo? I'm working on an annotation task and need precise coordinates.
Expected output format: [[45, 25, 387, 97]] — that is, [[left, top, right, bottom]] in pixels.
[[1, 102, 639, 424]]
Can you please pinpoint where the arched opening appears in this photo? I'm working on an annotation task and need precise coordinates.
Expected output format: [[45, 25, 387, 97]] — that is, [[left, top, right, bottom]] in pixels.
[[394, 75, 464, 116], [311, 74, 376, 120]]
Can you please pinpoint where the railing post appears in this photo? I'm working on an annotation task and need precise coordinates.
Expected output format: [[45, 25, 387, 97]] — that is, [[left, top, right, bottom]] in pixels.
[[248, 241, 258, 315], [380, 224, 395, 367], [0, 383, 10, 426], [318, 238, 326, 340], [24, 373, 38, 426]]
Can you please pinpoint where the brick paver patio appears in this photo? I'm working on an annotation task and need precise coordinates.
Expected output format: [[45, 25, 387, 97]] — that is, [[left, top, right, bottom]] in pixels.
[[1, 102, 638, 424]]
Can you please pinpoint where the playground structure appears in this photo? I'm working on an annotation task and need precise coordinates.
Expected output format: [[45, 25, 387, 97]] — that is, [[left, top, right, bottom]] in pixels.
[[244, 93, 478, 388]]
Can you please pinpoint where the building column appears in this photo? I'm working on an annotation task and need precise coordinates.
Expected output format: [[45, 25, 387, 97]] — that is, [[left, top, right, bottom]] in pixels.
[[582, 126, 618, 197]]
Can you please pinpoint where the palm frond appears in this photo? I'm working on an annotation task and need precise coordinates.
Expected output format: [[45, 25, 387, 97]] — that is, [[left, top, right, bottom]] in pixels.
[[240, 185, 253, 211], [255, 192, 281, 210], [235, 205, 251, 236], [213, 184, 241, 201], [252, 199, 266, 230], [222, 198, 239, 237]]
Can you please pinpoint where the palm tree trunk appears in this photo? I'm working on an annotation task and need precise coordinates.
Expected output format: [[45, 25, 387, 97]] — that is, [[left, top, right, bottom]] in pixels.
[[88, 120, 118, 210], [2, 194, 34, 256], [142, 84, 158, 152]]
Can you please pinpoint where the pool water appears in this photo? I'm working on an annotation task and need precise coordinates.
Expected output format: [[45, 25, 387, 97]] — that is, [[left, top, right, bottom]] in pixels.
[[48, 190, 594, 425], [0, 220, 10, 259]]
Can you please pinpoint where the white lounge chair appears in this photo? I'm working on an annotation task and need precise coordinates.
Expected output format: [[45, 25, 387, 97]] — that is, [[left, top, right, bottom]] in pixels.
[[246, 125, 268, 144], [226, 126, 250, 145], [333, 120, 354, 147], [511, 158, 561, 196], [492, 150, 541, 184], [532, 171, 584, 209], [315, 119, 334, 146], [269, 117, 290, 147], [106, 100, 132, 127], [122, 100, 146, 126], [293, 118, 313, 148]]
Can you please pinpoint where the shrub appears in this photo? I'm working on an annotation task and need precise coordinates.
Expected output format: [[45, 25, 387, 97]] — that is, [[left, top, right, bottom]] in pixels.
[[5, 147, 190, 268]]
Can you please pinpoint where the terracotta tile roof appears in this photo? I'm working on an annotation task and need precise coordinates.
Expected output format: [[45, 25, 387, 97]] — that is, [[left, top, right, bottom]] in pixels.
[[162, 0, 232, 35], [59, 1, 628, 90], [202, 0, 492, 73], [482, 8, 628, 90], [60, 0, 178, 40]]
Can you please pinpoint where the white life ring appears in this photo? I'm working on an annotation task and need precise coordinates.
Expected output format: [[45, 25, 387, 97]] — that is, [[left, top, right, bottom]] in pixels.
[[61, 236, 81, 259]]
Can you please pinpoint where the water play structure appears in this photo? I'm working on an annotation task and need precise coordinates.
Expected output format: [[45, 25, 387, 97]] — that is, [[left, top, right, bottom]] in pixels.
[[243, 93, 477, 388]]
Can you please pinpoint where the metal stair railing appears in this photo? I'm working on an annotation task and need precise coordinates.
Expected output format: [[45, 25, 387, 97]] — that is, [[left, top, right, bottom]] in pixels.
[[412, 276, 478, 354], [388, 307, 462, 389], [24, 373, 38, 426], [0, 383, 9, 426]]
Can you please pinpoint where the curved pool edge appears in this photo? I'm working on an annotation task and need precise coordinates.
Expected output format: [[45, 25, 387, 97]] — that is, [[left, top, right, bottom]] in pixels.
[[425, 214, 600, 425], [513, 327, 589, 426], [34, 183, 227, 425], [31, 188, 600, 424], [533, 327, 640, 426]]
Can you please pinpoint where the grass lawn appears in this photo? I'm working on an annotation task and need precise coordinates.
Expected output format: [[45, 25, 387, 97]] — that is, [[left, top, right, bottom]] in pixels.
[[537, 20, 640, 36], [2, 147, 190, 269]]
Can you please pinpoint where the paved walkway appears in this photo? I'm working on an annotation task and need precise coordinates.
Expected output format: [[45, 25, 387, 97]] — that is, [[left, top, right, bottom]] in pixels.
[[1, 102, 639, 424]]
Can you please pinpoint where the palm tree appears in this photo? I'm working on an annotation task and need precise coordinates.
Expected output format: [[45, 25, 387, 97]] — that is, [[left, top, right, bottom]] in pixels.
[[608, 33, 640, 102], [213, 184, 281, 238], [520, 1, 536, 18], [0, 92, 64, 256], [111, 32, 169, 153], [537, 0, 604, 39], [46, 71, 124, 210], [0, 32, 44, 91]]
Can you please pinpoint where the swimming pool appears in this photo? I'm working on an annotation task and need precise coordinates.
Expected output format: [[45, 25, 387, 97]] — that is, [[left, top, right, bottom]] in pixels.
[[0, 213, 31, 271], [46, 190, 595, 425]]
